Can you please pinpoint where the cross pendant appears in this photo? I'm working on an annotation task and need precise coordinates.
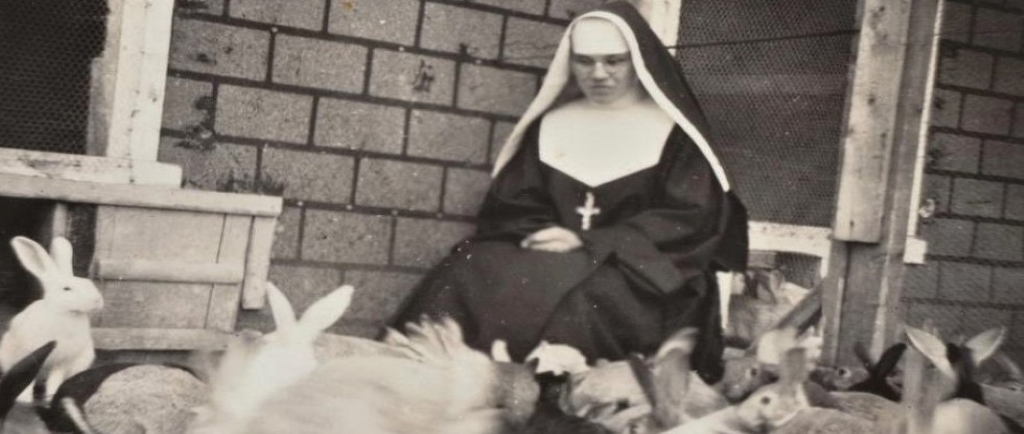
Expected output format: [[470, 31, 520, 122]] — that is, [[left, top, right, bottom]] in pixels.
[[575, 191, 601, 231]]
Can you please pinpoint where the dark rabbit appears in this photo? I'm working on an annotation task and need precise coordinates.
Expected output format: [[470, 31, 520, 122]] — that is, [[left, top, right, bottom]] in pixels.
[[1, 341, 56, 434], [905, 326, 1024, 433], [847, 341, 906, 401], [515, 372, 613, 434]]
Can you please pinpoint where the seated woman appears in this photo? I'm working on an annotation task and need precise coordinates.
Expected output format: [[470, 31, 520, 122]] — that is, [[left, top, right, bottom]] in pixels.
[[388, 1, 747, 382]]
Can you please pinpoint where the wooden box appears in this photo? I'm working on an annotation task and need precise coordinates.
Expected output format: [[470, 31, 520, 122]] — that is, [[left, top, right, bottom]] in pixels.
[[0, 171, 281, 351]]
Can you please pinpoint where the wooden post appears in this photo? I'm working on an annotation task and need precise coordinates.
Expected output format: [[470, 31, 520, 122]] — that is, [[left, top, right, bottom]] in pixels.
[[88, 0, 176, 163], [831, 0, 943, 365]]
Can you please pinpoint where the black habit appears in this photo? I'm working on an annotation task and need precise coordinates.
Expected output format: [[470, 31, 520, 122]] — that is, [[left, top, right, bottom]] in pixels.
[[387, 2, 747, 383]]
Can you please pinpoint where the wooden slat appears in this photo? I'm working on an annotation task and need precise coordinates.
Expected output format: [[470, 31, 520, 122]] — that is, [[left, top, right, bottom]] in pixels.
[[206, 215, 251, 330], [241, 216, 276, 310], [833, 0, 913, 242], [89, 0, 175, 162], [92, 206, 121, 280], [748, 221, 832, 272], [94, 259, 244, 283], [93, 327, 231, 350], [101, 208, 226, 262], [0, 148, 181, 186], [820, 237, 850, 366], [0, 173, 282, 216], [207, 284, 242, 331], [95, 281, 213, 329]]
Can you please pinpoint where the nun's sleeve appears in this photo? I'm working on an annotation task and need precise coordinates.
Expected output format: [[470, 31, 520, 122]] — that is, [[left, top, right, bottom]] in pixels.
[[580, 129, 731, 294], [474, 123, 558, 241]]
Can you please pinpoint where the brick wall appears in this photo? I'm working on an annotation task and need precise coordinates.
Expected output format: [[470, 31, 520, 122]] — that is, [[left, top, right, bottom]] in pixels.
[[159, 0, 605, 336], [906, 0, 1024, 363]]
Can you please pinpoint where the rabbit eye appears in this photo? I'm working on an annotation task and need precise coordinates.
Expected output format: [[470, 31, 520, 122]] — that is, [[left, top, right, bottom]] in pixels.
[[748, 367, 759, 376], [838, 368, 849, 376], [760, 396, 771, 405]]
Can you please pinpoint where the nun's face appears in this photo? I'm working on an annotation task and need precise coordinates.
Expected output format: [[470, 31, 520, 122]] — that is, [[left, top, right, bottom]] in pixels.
[[570, 19, 641, 106]]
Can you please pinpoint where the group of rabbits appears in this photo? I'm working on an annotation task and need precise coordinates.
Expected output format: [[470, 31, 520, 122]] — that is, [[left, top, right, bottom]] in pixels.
[[2, 235, 1024, 434]]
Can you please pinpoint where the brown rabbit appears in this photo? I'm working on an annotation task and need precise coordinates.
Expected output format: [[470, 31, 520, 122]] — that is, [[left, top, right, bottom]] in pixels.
[[662, 347, 812, 434]]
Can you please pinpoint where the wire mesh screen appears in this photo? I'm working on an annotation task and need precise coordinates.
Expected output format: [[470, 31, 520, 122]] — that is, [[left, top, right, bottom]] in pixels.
[[0, 0, 108, 154], [675, 0, 860, 227]]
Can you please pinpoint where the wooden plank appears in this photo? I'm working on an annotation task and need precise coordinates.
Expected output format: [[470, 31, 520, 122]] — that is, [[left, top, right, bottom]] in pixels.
[[833, 0, 913, 242], [88, 0, 176, 162], [869, 0, 945, 356], [102, 207, 225, 262], [206, 284, 242, 331], [218, 215, 252, 266], [241, 216, 276, 310], [92, 206, 121, 279], [0, 173, 282, 216], [820, 237, 849, 366], [93, 327, 231, 351], [748, 221, 832, 260], [93, 260, 244, 283], [206, 215, 251, 330], [0, 148, 181, 186], [95, 281, 212, 329]]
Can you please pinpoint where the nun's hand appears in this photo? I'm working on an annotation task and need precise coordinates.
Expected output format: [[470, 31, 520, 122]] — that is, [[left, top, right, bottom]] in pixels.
[[520, 226, 583, 253]]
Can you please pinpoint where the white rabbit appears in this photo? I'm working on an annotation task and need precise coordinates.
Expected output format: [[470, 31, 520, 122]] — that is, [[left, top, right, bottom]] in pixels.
[[189, 282, 353, 434], [0, 236, 103, 403], [198, 316, 539, 434]]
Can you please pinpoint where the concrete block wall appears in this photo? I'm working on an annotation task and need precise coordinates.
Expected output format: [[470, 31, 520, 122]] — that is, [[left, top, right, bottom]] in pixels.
[[158, 0, 605, 336], [907, 0, 1024, 363]]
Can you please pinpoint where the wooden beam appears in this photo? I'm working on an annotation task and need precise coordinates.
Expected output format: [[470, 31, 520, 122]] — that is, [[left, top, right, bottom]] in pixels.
[[833, 0, 943, 365], [241, 216, 277, 310], [93, 327, 231, 350], [0, 148, 182, 186], [833, 0, 914, 242], [87, 0, 176, 162], [93, 260, 244, 284], [0, 174, 282, 217]]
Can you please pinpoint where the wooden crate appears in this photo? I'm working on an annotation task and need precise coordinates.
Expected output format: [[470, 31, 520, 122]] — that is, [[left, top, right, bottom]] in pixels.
[[0, 172, 282, 351]]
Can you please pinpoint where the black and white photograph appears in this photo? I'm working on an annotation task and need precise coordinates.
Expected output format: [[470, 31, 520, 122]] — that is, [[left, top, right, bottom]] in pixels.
[[1, 0, 1023, 432]]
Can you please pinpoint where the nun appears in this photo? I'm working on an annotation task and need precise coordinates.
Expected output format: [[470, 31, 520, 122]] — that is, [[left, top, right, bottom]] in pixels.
[[388, 1, 747, 382]]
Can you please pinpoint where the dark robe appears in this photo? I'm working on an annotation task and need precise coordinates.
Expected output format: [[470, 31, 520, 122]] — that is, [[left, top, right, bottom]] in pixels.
[[389, 119, 747, 383]]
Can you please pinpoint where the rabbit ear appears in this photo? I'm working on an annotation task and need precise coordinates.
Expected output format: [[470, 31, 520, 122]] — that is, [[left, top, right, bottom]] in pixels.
[[964, 327, 1005, 366], [491, 340, 512, 363], [49, 237, 75, 276], [753, 271, 776, 302], [768, 269, 786, 292], [905, 326, 956, 379], [0, 341, 56, 418], [872, 342, 908, 377], [265, 282, 297, 331], [756, 327, 798, 365], [11, 236, 60, 281], [296, 285, 354, 338], [778, 347, 808, 387], [648, 332, 695, 428], [654, 327, 698, 362]]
